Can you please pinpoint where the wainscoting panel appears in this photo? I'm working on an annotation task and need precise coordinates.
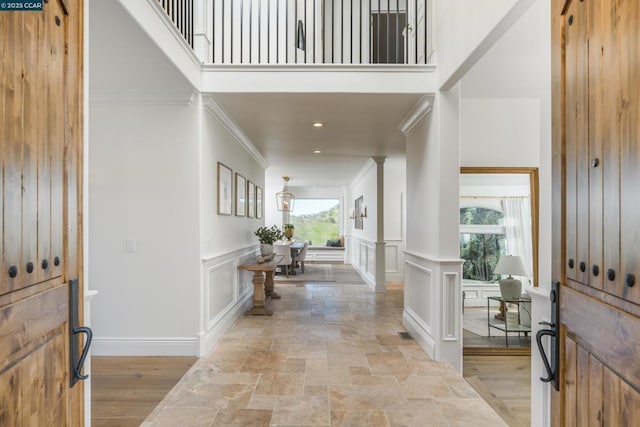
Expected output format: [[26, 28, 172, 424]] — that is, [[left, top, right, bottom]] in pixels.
[[385, 240, 404, 282], [442, 272, 459, 342], [207, 261, 236, 324], [199, 246, 258, 355], [348, 235, 376, 289], [403, 251, 463, 372]]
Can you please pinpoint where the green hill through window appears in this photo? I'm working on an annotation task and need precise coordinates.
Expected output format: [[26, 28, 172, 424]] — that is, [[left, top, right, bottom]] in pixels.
[[290, 200, 340, 245]]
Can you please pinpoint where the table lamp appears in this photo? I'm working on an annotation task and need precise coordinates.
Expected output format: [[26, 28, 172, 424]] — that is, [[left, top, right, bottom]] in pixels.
[[494, 255, 527, 300]]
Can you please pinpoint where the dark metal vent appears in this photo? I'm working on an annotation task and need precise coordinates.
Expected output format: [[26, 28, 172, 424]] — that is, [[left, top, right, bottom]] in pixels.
[[398, 332, 413, 340]]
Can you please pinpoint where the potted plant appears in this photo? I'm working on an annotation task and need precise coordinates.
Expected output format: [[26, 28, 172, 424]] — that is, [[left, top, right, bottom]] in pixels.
[[283, 224, 295, 241], [254, 225, 283, 255]]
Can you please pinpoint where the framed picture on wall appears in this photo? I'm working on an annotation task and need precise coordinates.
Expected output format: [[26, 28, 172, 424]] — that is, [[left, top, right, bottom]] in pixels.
[[247, 181, 256, 218], [235, 173, 246, 216], [217, 162, 233, 215], [354, 195, 364, 229], [256, 186, 263, 219]]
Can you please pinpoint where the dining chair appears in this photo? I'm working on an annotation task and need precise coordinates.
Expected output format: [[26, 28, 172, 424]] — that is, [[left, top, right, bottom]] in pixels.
[[294, 241, 309, 273], [274, 243, 293, 277]]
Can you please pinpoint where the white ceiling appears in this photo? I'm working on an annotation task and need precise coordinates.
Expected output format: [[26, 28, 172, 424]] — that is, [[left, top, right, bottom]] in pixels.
[[210, 92, 424, 187]]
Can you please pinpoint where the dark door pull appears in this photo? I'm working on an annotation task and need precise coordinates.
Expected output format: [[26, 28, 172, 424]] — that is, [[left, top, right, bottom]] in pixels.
[[69, 279, 93, 386], [536, 282, 560, 391], [536, 327, 556, 383], [73, 326, 93, 380]]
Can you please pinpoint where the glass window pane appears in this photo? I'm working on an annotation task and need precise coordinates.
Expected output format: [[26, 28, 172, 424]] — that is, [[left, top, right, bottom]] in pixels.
[[460, 207, 504, 225], [460, 233, 506, 282], [290, 199, 340, 245]]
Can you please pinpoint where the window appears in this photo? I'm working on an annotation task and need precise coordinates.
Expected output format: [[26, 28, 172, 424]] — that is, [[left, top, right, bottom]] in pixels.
[[289, 199, 340, 245], [460, 207, 506, 282]]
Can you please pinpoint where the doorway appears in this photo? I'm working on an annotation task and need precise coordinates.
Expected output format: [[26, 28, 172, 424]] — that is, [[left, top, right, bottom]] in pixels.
[[371, 12, 407, 63]]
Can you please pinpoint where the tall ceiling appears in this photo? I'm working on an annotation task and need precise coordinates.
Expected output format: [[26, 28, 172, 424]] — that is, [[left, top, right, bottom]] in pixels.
[[210, 92, 424, 187]]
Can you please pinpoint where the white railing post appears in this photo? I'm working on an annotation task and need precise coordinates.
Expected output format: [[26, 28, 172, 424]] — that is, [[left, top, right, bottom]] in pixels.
[[193, 0, 212, 62]]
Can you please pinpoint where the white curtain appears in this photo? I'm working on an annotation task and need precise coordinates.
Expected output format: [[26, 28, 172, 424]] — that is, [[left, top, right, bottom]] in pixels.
[[502, 198, 533, 284]]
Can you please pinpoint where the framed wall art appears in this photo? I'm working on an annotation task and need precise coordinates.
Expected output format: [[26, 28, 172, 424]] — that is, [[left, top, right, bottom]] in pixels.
[[217, 162, 233, 215], [256, 186, 263, 219], [247, 181, 256, 218], [235, 173, 246, 216], [354, 195, 364, 229]]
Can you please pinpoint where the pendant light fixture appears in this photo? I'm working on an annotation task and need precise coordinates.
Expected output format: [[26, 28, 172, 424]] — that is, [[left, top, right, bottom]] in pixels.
[[276, 176, 295, 212]]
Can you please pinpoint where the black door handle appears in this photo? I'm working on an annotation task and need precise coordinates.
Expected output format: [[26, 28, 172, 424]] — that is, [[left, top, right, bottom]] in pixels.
[[72, 326, 93, 381], [536, 328, 556, 383]]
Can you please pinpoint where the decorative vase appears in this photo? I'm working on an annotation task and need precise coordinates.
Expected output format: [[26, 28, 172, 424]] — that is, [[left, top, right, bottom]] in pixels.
[[260, 244, 273, 256], [283, 225, 294, 241], [499, 277, 522, 301]]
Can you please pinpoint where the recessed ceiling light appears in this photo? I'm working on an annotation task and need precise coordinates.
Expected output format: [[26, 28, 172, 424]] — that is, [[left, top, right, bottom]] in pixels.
[[313, 149, 322, 154], [312, 122, 324, 128]]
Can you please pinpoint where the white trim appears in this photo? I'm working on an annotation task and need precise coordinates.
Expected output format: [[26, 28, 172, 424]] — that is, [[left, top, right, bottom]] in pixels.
[[350, 159, 376, 188], [404, 250, 463, 265], [442, 272, 460, 342], [405, 259, 431, 274], [403, 308, 436, 359], [202, 64, 436, 73], [397, 95, 435, 135], [92, 337, 198, 356], [202, 97, 270, 170], [201, 243, 258, 262], [198, 290, 253, 356], [439, 0, 536, 90], [90, 89, 197, 106]]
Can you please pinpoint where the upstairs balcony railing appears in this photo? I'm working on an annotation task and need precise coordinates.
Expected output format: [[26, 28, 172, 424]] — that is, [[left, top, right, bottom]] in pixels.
[[211, 0, 431, 65], [157, 0, 195, 48]]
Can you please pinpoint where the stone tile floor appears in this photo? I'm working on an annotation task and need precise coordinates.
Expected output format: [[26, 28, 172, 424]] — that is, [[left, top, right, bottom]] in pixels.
[[143, 281, 506, 426]]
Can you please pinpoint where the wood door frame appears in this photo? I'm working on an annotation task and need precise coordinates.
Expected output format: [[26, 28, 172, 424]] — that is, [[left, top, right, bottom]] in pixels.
[[460, 166, 539, 355], [460, 167, 540, 287]]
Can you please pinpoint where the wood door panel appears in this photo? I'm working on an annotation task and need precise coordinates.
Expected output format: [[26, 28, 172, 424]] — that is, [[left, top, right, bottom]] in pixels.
[[564, 0, 578, 284], [1, 1, 84, 424], [619, 0, 640, 306], [0, 330, 67, 426], [3, 13, 24, 294], [561, 285, 640, 392], [574, 0, 590, 286], [23, 12, 43, 289], [49, 0, 66, 280]]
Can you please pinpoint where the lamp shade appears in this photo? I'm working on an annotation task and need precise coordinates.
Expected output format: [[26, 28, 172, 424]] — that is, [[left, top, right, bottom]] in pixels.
[[494, 255, 527, 277]]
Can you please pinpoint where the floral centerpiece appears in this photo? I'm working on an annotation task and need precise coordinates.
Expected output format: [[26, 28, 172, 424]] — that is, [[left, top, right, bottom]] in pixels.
[[283, 224, 295, 241], [254, 225, 283, 255]]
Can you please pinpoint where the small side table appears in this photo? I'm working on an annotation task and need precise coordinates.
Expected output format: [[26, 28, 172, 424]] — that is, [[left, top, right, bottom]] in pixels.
[[487, 296, 531, 347]]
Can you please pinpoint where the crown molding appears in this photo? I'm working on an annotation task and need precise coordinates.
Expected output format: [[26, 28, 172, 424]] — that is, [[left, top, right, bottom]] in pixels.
[[350, 158, 377, 188], [397, 95, 435, 135], [90, 89, 197, 106], [202, 97, 270, 169]]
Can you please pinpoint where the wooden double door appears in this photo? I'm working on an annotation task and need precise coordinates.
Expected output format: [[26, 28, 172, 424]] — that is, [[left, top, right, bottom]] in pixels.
[[552, 0, 640, 424], [0, 1, 85, 425]]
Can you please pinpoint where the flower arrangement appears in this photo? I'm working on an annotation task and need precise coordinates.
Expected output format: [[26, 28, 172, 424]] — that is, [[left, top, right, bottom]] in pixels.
[[283, 224, 295, 240], [254, 225, 283, 244]]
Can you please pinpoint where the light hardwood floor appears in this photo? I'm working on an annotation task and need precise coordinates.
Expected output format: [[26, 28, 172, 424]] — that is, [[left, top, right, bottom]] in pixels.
[[91, 356, 197, 427], [463, 355, 531, 427]]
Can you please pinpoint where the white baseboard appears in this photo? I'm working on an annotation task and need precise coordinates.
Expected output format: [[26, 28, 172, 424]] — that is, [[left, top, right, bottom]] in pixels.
[[352, 262, 376, 291], [403, 308, 436, 359], [92, 336, 199, 356], [385, 271, 404, 283], [198, 289, 254, 356]]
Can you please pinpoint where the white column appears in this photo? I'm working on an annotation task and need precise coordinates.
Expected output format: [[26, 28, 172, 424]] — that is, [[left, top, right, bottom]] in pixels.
[[374, 156, 386, 293], [193, 0, 212, 63]]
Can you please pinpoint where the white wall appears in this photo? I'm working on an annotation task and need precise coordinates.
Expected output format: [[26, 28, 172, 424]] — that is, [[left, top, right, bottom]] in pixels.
[[384, 157, 406, 282], [403, 89, 463, 371], [89, 99, 201, 355], [435, 0, 519, 87], [200, 101, 266, 258], [460, 98, 540, 167]]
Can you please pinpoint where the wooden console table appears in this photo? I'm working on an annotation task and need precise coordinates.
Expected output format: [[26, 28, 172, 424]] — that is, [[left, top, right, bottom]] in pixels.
[[238, 255, 283, 316]]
